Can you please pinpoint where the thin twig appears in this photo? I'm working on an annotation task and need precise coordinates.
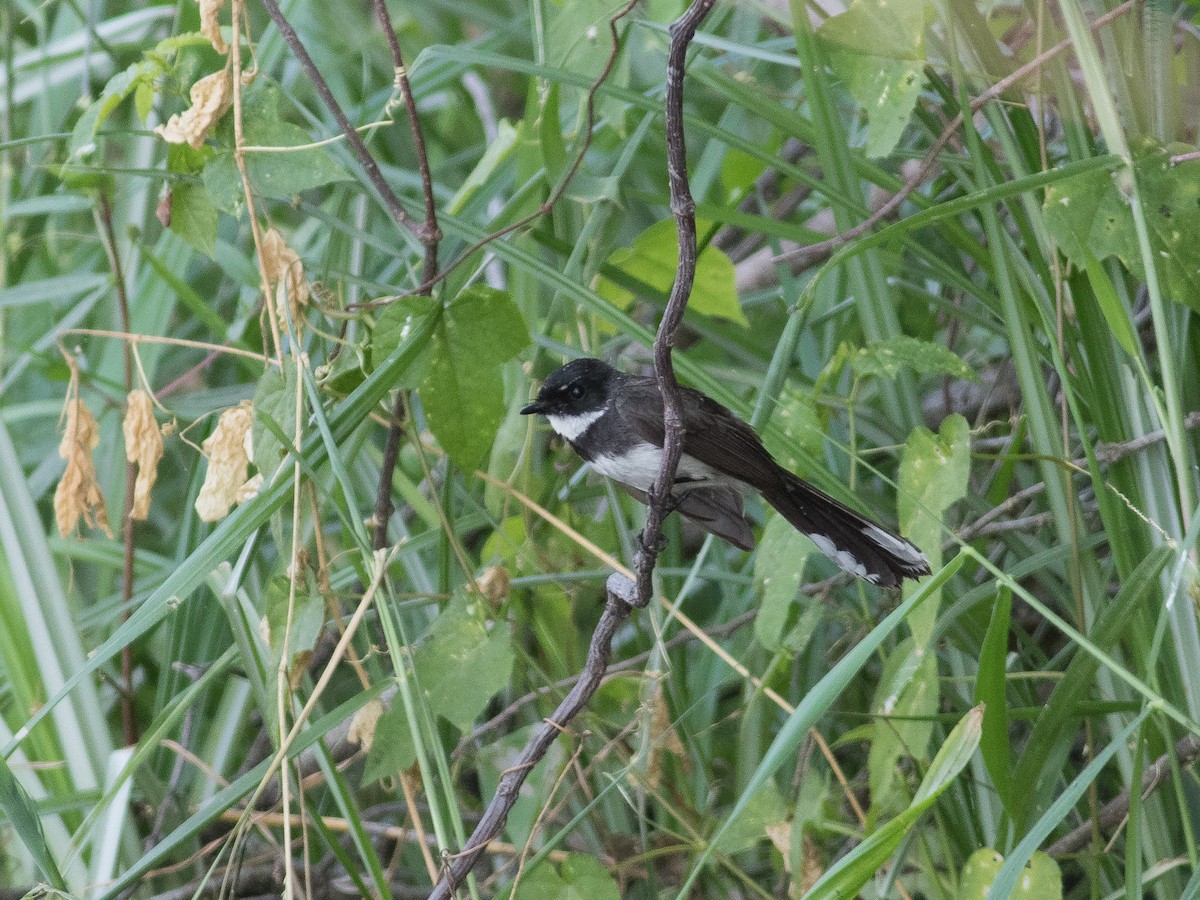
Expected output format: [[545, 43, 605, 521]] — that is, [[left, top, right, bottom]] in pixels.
[[774, 0, 1137, 266], [350, 0, 640, 308], [633, 0, 717, 607], [258, 0, 423, 243], [95, 192, 139, 747], [1048, 734, 1200, 856], [426, 6, 715, 894], [362, 0, 442, 551], [427, 573, 638, 900]]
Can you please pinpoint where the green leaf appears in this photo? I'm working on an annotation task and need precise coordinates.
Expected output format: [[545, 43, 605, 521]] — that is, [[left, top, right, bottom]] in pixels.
[[1043, 138, 1200, 314], [202, 82, 350, 212], [852, 335, 978, 383], [253, 365, 299, 480], [898, 413, 970, 645], [509, 853, 621, 900], [866, 637, 939, 814], [412, 593, 514, 731], [169, 182, 217, 257], [975, 587, 1013, 807], [753, 513, 818, 653], [417, 286, 530, 473], [0, 753, 66, 889], [818, 0, 931, 158], [759, 390, 824, 473], [713, 782, 790, 854], [959, 849, 1062, 899], [263, 574, 324, 661], [373, 295, 437, 389], [805, 705, 982, 900], [361, 701, 417, 784], [597, 219, 748, 326]]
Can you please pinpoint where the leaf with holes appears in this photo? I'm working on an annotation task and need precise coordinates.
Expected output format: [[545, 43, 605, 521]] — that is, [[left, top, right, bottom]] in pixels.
[[417, 286, 529, 473]]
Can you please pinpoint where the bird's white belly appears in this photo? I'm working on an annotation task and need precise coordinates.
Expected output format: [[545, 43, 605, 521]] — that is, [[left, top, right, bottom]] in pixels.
[[590, 443, 722, 493]]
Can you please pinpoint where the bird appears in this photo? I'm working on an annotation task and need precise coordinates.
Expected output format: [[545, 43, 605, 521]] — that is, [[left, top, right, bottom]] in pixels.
[[520, 357, 930, 587]]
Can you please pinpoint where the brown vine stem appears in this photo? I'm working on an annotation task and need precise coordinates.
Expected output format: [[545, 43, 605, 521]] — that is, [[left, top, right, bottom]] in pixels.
[[1049, 733, 1200, 856], [633, 0, 717, 607], [774, 0, 1137, 266], [259, 0, 427, 245], [426, 3, 716, 896], [95, 192, 139, 747], [365, 0, 442, 552], [350, 0, 640, 309]]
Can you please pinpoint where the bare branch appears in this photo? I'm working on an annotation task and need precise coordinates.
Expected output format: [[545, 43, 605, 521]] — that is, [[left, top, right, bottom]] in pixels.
[[1049, 733, 1200, 856], [258, 0, 425, 242], [426, 573, 637, 900], [633, 0, 717, 607]]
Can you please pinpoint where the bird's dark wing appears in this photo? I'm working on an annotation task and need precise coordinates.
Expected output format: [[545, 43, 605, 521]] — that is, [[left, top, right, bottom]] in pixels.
[[617, 375, 782, 491], [616, 481, 755, 550]]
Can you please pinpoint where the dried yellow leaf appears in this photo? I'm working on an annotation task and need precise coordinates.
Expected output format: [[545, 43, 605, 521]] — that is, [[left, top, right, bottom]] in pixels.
[[262, 228, 309, 330], [475, 565, 510, 608], [195, 402, 254, 522], [54, 397, 112, 538], [349, 699, 386, 752], [123, 390, 164, 520], [155, 70, 232, 150], [199, 0, 228, 53], [645, 687, 686, 790]]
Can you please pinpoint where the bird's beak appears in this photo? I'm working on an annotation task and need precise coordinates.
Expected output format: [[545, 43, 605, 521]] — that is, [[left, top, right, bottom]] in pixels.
[[520, 399, 547, 415]]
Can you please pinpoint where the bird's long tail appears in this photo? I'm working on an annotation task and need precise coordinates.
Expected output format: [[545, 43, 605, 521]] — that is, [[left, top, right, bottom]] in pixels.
[[762, 470, 930, 587]]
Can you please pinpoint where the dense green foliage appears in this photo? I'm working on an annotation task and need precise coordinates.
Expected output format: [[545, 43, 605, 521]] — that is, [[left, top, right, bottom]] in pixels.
[[2, 0, 1199, 897]]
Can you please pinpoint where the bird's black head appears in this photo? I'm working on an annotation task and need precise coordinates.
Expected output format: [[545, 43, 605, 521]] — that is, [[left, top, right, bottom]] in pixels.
[[520, 357, 617, 417]]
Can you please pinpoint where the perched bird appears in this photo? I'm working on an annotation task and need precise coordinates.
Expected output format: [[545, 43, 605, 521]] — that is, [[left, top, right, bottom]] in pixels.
[[521, 358, 930, 587]]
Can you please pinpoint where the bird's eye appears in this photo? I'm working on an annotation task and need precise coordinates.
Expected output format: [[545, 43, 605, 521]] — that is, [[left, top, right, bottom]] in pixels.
[[568, 384, 585, 400]]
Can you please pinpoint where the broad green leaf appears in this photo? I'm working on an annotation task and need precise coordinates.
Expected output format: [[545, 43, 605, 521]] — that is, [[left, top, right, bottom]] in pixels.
[[203, 82, 350, 211], [760, 390, 824, 473], [263, 574, 324, 662], [898, 413, 970, 645], [597, 219, 749, 326], [412, 593, 514, 732], [417, 286, 529, 473], [253, 365, 299, 480], [959, 849, 1062, 899], [805, 705, 982, 900], [818, 0, 931, 157], [714, 782, 790, 854], [547, 0, 630, 77], [168, 182, 217, 257], [852, 335, 978, 383], [974, 587, 1013, 807], [0, 753, 66, 889], [508, 853, 621, 900], [866, 637, 939, 815], [361, 701, 417, 783], [753, 513, 817, 653], [827, 50, 924, 158], [373, 295, 437, 389], [1043, 138, 1200, 313]]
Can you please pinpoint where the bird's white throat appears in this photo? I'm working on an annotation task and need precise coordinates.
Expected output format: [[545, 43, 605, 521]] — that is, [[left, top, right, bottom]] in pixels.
[[546, 407, 605, 442]]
